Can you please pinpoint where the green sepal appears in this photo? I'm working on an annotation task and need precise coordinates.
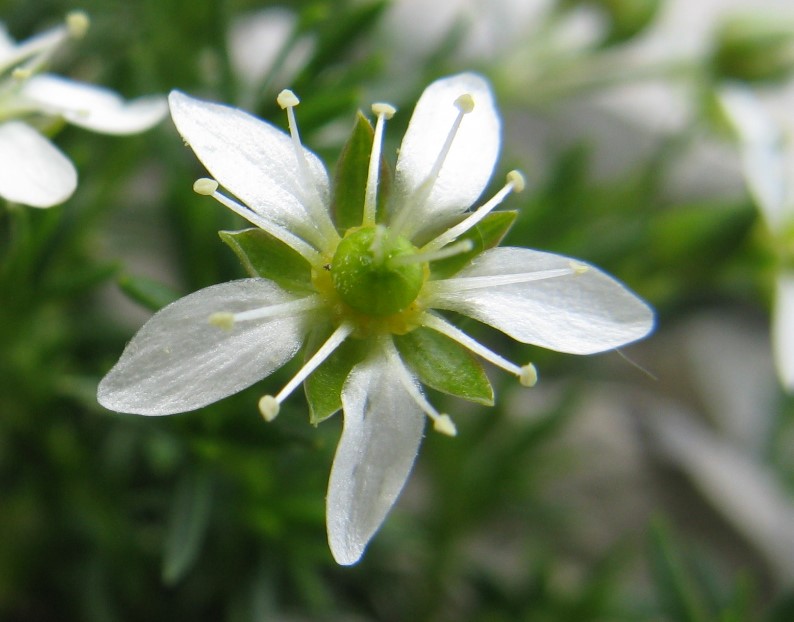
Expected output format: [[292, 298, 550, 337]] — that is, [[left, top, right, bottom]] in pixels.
[[394, 327, 494, 406], [331, 111, 391, 231], [304, 323, 369, 425], [219, 229, 312, 292], [430, 210, 517, 279]]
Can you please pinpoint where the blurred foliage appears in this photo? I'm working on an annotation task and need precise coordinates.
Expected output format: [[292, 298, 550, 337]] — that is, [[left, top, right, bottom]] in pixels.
[[2, 0, 794, 620]]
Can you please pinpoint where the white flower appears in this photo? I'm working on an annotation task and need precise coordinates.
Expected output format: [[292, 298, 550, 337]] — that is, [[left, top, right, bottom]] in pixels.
[[227, 7, 314, 107], [98, 72, 654, 565], [0, 12, 167, 208], [717, 83, 794, 391]]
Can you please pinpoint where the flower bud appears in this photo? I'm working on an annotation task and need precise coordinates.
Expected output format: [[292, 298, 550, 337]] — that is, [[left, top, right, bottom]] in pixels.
[[712, 14, 794, 83]]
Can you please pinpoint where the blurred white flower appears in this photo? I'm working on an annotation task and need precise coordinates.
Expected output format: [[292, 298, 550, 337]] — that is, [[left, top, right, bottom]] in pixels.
[[644, 314, 794, 584], [718, 83, 794, 391], [227, 7, 314, 108], [98, 72, 653, 565], [0, 12, 167, 208]]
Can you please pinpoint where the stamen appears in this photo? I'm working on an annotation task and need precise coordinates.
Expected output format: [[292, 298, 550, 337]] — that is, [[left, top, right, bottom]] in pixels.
[[392, 92, 476, 234], [66, 11, 90, 39], [422, 313, 536, 385], [193, 178, 218, 195], [423, 92, 474, 190], [260, 322, 354, 412], [388, 239, 473, 268], [428, 268, 576, 294], [569, 261, 589, 275], [276, 89, 339, 244], [11, 68, 31, 80], [259, 395, 280, 422], [362, 102, 397, 227], [208, 312, 234, 330], [193, 178, 323, 267], [520, 363, 538, 387], [383, 338, 457, 436], [423, 170, 526, 253], [208, 295, 323, 330]]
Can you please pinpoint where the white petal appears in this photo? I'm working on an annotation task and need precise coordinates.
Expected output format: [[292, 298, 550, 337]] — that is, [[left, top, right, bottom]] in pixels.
[[0, 24, 66, 74], [427, 247, 654, 354], [168, 90, 331, 246], [647, 407, 794, 583], [20, 75, 167, 135], [717, 84, 791, 232], [97, 279, 308, 415], [327, 347, 425, 565], [394, 72, 500, 239], [0, 121, 76, 207], [773, 272, 794, 392], [0, 24, 18, 59]]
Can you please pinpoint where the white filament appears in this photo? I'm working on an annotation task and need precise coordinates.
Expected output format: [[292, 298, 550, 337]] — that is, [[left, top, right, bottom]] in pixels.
[[204, 185, 323, 266], [421, 313, 529, 380], [423, 171, 525, 253], [383, 337, 457, 436], [270, 322, 354, 405], [362, 103, 396, 227]]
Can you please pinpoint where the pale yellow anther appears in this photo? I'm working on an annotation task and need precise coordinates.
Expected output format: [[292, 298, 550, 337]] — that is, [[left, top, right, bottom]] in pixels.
[[371, 102, 397, 119], [11, 68, 31, 80], [258, 395, 280, 422], [519, 363, 538, 387], [454, 93, 475, 113], [193, 178, 218, 196], [433, 414, 458, 437], [569, 261, 589, 275], [66, 11, 90, 39], [208, 312, 235, 330], [277, 89, 300, 109], [507, 170, 526, 193]]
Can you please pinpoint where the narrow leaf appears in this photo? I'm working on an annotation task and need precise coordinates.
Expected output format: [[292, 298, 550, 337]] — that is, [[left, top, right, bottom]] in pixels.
[[219, 228, 312, 291], [162, 469, 214, 586], [117, 274, 180, 311], [395, 327, 493, 405], [430, 210, 517, 279]]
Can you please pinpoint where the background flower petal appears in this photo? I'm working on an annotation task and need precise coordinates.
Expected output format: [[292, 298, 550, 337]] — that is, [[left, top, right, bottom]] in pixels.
[[20, 74, 167, 135], [168, 90, 331, 247], [428, 247, 654, 354], [393, 72, 500, 240], [326, 346, 425, 565], [97, 279, 308, 415], [717, 84, 791, 232], [773, 272, 794, 392], [0, 120, 76, 208]]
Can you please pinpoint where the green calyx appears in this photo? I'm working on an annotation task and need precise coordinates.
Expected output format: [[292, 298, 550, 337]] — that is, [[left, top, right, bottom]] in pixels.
[[331, 226, 425, 316]]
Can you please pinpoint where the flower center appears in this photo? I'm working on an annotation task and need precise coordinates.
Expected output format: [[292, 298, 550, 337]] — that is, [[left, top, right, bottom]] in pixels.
[[331, 225, 425, 316]]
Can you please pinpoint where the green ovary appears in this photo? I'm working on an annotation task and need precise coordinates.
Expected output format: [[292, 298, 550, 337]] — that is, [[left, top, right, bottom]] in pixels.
[[331, 226, 425, 316]]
